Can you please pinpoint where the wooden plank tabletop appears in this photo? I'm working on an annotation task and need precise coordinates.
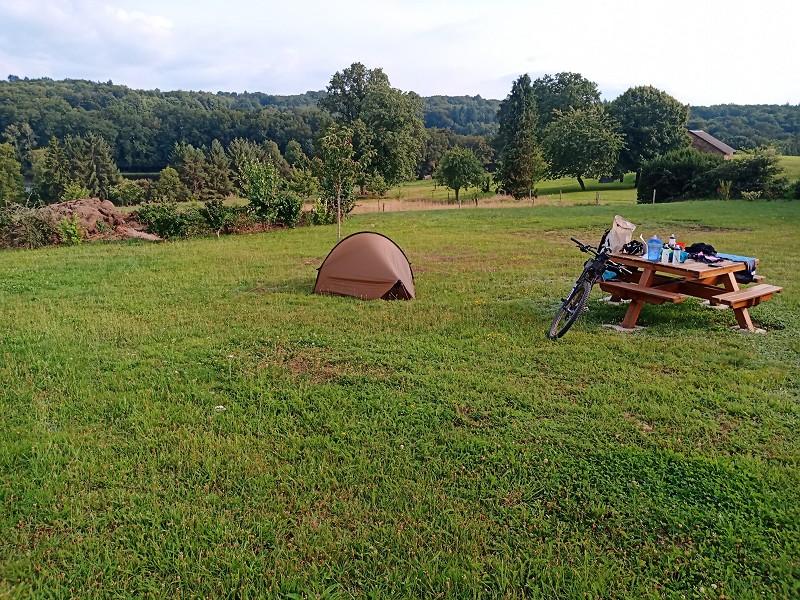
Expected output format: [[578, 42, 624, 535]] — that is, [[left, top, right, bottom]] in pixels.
[[610, 253, 746, 279]]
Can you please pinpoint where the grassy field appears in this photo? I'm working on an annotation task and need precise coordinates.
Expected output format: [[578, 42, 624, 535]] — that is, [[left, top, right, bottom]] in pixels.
[[382, 174, 637, 207], [1, 201, 799, 597], [778, 155, 800, 181]]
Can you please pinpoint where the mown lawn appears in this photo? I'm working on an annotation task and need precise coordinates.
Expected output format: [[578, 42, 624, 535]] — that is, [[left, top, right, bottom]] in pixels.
[[1, 201, 798, 598]]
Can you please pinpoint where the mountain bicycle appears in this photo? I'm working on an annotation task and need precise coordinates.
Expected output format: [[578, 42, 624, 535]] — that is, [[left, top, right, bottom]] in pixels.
[[547, 238, 631, 339]]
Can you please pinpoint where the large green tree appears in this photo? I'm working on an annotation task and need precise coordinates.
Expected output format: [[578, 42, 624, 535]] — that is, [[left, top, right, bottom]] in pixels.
[[495, 74, 548, 199], [434, 147, 485, 205], [319, 63, 424, 188], [542, 106, 624, 190], [0, 142, 24, 206], [609, 86, 690, 184], [532, 72, 601, 127]]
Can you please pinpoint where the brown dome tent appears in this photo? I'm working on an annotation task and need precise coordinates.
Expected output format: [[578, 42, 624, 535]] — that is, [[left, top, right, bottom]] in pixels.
[[313, 232, 415, 300]]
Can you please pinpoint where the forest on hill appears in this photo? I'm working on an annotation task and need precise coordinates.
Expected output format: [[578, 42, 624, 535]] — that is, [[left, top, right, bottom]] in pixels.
[[1, 76, 798, 176]]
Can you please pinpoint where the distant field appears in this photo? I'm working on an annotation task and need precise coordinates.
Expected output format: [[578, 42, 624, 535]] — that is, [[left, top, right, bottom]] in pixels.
[[778, 155, 800, 180], [381, 174, 637, 207]]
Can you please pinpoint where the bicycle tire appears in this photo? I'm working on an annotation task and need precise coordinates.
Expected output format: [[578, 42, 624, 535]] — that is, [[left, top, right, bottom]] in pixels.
[[547, 280, 593, 339]]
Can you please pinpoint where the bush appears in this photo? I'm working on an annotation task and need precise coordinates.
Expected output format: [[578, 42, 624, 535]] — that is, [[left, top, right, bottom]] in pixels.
[[110, 178, 146, 206], [61, 181, 92, 201], [638, 147, 789, 203], [273, 191, 303, 227], [309, 198, 334, 225], [200, 199, 234, 235], [135, 203, 189, 238], [794, 179, 800, 199], [243, 160, 280, 222], [0, 204, 59, 249], [57, 215, 83, 245]]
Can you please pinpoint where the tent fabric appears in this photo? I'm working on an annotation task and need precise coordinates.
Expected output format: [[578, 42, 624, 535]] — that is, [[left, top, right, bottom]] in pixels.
[[314, 232, 415, 300]]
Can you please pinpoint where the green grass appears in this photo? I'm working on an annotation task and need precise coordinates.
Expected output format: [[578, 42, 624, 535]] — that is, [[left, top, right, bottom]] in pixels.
[[1, 201, 799, 597], [778, 155, 800, 181], [384, 174, 637, 205]]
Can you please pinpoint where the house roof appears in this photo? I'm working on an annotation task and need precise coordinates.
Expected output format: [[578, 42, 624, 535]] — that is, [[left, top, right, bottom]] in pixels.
[[688, 129, 736, 155]]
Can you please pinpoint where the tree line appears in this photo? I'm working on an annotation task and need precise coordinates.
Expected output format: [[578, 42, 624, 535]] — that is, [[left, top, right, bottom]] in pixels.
[[2, 65, 797, 213], [2, 75, 797, 180]]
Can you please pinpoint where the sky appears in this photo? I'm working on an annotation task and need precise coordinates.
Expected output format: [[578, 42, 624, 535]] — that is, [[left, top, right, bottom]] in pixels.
[[1, 0, 798, 105]]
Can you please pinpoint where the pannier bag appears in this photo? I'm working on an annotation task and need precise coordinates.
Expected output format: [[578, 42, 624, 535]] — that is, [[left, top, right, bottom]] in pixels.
[[598, 215, 636, 253]]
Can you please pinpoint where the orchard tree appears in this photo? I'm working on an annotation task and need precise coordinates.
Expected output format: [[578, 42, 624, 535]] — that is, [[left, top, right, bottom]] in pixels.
[[434, 147, 485, 205], [532, 72, 601, 127], [316, 124, 367, 233], [495, 74, 548, 199], [0, 143, 24, 206], [610, 85, 690, 184], [542, 106, 624, 190]]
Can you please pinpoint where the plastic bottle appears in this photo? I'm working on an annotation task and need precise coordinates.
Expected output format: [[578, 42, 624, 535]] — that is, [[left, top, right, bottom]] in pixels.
[[647, 236, 662, 261], [661, 246, 671, 263], [668, 233, 677, 248]]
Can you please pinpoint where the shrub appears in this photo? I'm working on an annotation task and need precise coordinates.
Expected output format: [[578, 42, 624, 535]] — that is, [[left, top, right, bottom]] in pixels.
[[242, 160, 280, 222], [365, 174, 389, 197], [794, 179, 800, 199], [309, 198, 334, 225], [273, 191, 303, 227], [200, 199, 234, 235], [110, 178, 146, 206], [61, 181, 92, 201], [0, 204, 59, 249], [57, 215, 83, 245], [135, 202, 189, 238], [638, 147, 789, 203]]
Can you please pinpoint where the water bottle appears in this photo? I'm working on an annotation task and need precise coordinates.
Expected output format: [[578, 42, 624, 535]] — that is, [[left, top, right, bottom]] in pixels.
[[668, 233, 677, 248], [647, 236, 662, 261]]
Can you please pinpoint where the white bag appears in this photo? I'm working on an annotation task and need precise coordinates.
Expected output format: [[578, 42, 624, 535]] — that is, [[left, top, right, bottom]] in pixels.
[[599, 215, 636, 253]]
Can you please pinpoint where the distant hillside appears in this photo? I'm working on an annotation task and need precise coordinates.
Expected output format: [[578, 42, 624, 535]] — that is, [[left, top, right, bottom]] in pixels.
[[1, 78, 798, 173], [688, 104, 800, 153]]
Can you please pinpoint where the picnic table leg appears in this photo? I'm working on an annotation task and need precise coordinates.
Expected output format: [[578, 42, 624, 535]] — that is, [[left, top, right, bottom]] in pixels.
[[722, 272, 755, 331], [620, 267, 654, 329]]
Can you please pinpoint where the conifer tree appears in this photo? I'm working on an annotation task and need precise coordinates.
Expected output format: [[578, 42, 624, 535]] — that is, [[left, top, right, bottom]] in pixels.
[[206, 139, 233, 199], [495, 74, 548, 199]]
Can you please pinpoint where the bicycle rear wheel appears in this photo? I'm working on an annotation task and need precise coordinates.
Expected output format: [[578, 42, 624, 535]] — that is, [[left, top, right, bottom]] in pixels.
[[547, 280, 593, 339]]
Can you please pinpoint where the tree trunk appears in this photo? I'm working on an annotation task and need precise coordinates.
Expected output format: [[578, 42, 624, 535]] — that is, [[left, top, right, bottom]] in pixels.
[[577, 176, 586, 191], [634, 170, 641, 188], [455, 187, 460, 206]]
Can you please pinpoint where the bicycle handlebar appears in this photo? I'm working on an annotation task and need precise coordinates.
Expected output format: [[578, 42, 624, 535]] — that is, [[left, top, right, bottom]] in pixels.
[[571, 237, 632, 275]]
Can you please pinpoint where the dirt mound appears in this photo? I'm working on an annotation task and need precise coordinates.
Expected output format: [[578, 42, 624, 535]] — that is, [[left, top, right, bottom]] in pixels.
[[42, 198, 161, 242]]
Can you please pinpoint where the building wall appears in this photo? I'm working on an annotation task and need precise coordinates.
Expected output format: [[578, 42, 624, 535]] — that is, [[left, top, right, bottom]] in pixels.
[[690, 135, 733, 159]]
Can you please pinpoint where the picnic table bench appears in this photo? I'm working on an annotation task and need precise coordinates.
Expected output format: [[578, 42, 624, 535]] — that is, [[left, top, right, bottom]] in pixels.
[[599, 254, 782, 332]]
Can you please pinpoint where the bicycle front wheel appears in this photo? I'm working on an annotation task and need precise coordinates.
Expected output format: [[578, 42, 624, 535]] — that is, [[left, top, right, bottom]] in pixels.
[[547, 280, 593, 339]]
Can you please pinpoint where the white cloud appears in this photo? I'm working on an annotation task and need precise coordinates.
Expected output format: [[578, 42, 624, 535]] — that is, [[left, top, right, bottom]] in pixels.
[[1, 0, 798, 104]]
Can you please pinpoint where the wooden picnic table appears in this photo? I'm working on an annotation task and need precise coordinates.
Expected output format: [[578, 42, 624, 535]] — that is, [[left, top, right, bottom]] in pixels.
[[599, 254, 782, 332]]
